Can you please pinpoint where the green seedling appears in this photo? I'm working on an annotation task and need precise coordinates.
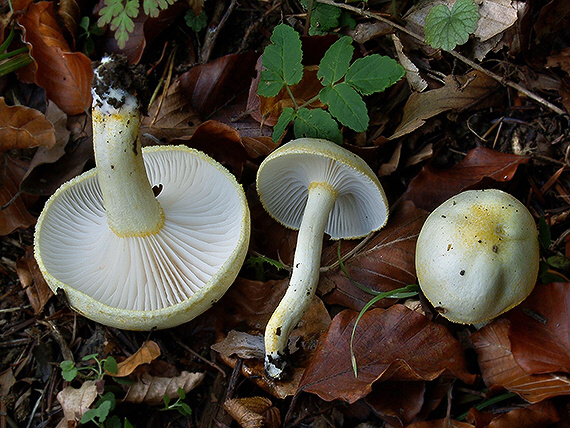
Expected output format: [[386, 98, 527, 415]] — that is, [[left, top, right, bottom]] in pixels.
[[0, 25, 33, 76], [300, 0, 355, 36], [258, 24, 405, 144], [60, 354, 118, 382], [424, 0, 480, 51], [161, 387, 192, 416], [336, 243, 420, 377], [79, 16, 105, 56], [244, 255, 287, 281]]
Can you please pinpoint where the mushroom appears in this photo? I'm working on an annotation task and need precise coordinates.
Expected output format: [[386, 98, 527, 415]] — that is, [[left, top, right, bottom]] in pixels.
[[34, 57, 250, 330], [256, 138, 389, 379], [415, 189, 539, 324]]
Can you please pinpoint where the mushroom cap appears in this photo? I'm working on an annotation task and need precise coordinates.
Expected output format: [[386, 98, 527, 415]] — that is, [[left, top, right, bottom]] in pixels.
[[415, 189, 539, 324], [34, 145, 250, 330], [256, 138, 389, 240]]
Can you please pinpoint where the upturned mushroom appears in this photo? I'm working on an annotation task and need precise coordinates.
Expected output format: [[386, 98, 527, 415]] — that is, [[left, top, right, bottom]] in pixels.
[[256, 138, 389, 379], [34, 57, 250, 330], [415, 189, 539, 324]]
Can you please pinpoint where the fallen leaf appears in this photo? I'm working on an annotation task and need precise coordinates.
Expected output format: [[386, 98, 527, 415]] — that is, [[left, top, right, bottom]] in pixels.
[[113, 341, 162, 377], [505, 283, 570, 375], [471, 318, 570, 403], [402, 147, 529, 211], [468, 399, 559, 428], [16, 246, 53, 314], [211, 330, 265, 360], [299, 305, 475, 404], [321, 201, 428, 311], [0, 155, 37, 235], [56, 381, 98, 426], [124, 371, 205, 405], [389, 71, 500, 139], [179, 51, 259, 117], [365, 380, 426, 426], [407, 420, 474, 428], [0, 98, 55, 151], [18, 1, 92, 115], [224, 396, 281, 428], [140, 79, 202, 145], [0, 368, 16, 395]]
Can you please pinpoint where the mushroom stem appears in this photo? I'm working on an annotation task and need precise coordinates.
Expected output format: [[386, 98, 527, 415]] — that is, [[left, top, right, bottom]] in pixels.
[[264, 182, 337, 379], [92, 68, 164, 237]]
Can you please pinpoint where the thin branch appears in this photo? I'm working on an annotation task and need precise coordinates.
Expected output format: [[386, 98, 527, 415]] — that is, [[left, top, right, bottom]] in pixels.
[[316, 0, 567, 116]]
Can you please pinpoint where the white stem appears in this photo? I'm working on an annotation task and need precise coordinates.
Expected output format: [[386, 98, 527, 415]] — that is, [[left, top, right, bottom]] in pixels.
[[264, 182, 337, 379], [92, 85, 164, 237]]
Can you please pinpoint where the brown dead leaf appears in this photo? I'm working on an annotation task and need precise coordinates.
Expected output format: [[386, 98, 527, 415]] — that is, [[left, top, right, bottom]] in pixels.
[[471, 318, 570, 403], [16, 246, 53, 314], [224, 396, 281, 428], [299, 305, 475, 404], [0, 155, 37, 235], [0, 368, 16, 396], [140, 79, 201, 145], [321, 201, 428, 311], [0, 98, 55, 151], [112, 341, 161, 377], [365, 380, 426, 426], [179, 51, 259, 117], [56, 381, 98, 426], [390, 71, 500, 139], [468, 399, 559, 428], [402, 147, 529, 211], [505, 283, 570, 375], [124, 371, 205, 405], [211, 330, 265, 360], [18, 1, 92, 115]]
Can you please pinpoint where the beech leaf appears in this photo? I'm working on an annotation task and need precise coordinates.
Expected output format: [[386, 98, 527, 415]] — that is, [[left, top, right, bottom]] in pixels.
[[18, 2, 92, 115], [124, 371, 205, 405], [0, 98, 55, 151], [505, 283, 570, 375], [299, 305, 475, 403], [472, 318, 570, 403], [402, 147, 529, 211], [112, 341, 161, 377]]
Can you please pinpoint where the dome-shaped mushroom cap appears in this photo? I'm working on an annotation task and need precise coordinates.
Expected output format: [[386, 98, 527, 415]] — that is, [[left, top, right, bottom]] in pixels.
[[415, 189, 539, 324], [34, 145, 250, 330], [256, 138, 389, 240]]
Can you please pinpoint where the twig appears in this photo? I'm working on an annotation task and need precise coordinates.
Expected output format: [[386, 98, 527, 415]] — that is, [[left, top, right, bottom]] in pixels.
[[171, 332, 227, 378], [315, 0, 567, 116], [200, 0, 238, 64]]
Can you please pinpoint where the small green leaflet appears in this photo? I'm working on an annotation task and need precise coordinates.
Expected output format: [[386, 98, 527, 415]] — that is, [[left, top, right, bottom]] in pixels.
[[294, 108, 343, 144], [273, 107, 296, 142], [317, 36, 354, 86], [424, 0, 480, 51], [144, 0, 175, 18], [185, 10, 207, 32], [258, 24, 303, 97], [345, 56, 405, 96], [320, 83, 369, 132], [97, 0, 139, 49]]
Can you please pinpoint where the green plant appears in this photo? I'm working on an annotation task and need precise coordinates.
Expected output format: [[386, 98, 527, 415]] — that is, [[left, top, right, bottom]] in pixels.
[[244, 255, 287, 281], [60, 354, 118, 381], [79, 16, 105, 56], [97, 0, 177, 48], [424, 0, 480, 51], [0, 24, 33, 76], [184, 9, 207, 32], [300, 0, 355, 36], [161, 388, 192, 416], [258, 24, 405, 144]]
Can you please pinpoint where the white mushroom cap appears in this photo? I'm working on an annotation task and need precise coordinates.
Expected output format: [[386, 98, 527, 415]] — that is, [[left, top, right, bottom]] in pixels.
[[257, 138, 389, 239], [415, 189, 539, 324], [34, 145, 250, 330]]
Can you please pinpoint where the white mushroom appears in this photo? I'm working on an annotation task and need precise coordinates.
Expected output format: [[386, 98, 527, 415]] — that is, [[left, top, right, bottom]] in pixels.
[[34, 57, 250, 330], [256, 138, 389, 379], [415, 189, 539, 324]]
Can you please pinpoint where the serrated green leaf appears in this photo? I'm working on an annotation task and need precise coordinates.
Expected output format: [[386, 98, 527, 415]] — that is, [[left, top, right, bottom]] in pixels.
[[345, 55, 405, 95], [272, 107, 296, 142], [259, 24, 303, 96], [294, 108, 342, 144], [185, 9, 207, 32], [318, 36, 353, 87], [320, 83, 368, 132], [99, 0, 139, 49], [143, 0, 175, 17], [425, 0, 479, 51], [301, 0, 342, 35]]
